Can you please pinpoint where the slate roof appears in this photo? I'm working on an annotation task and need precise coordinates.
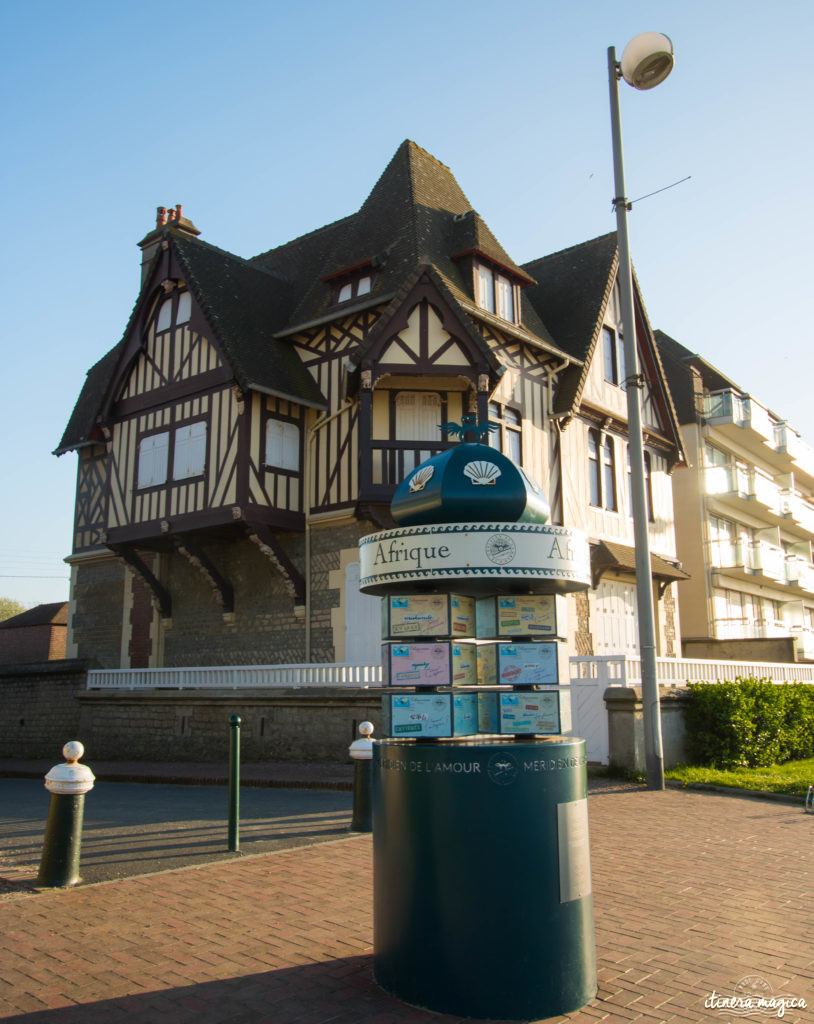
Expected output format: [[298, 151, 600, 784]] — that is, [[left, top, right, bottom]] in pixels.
[[655, 329, 742, 424], [56, 342, 126, 454], [590, 541, 690, 583], [0, 602, 68, 629], [522, 233, 619, 414], [56, 230, 328, 454], [58, 141, 583, 455], [170, 234, 326, 408], [253, 140, 561, 349]]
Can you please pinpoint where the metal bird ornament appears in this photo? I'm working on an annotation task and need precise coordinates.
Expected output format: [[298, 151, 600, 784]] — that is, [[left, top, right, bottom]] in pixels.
[[438, 414, 498, 440]]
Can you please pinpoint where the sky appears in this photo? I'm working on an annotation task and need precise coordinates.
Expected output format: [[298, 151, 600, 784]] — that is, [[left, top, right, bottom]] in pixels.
[[1, 0, 812, 609]]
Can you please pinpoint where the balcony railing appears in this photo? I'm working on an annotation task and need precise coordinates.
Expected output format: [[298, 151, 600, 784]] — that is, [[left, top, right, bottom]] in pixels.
[[775, 423, 814, 479], [781, 490, 814, 534], [749, 470, 783, 515], [365, 440, 452, 497], [749, 540, 785, 580], [705, 390, 776, 441], [791, 627, 814, 660], [785, 556, 814, 593], [709, 540, 746, 571]]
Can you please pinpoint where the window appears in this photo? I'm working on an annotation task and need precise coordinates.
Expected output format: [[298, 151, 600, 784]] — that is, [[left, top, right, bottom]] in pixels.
[[265, 420, 300, 471], [626, 446, 653, 521], [332, 270, 374, 305], [487, 402, 522, 464], [602, 434, 617, 511], [172, 421, 207, 480], [137, 431, 169, 489], [588, 428, 617, 510], [709, 515, 738, 567], [395, 391, 442, 476], [602, 326, 626, 387], [177, 291, 191, 324], [136, 421, 206, 489], [476, 263, 516, 323], [155, 290, 192, 333]]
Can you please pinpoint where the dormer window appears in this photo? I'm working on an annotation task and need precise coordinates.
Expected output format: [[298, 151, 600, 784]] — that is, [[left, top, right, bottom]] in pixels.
[[330, 267, 374, 305], [476, 262, 516, 323], [155, 289, 192, 333]]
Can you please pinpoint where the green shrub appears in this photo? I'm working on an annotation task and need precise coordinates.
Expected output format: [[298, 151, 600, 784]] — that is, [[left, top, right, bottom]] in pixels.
[[684, 677, 814, 768]]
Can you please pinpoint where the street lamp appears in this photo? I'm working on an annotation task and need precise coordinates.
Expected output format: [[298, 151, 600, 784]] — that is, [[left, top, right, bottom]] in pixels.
[[607, 33, 674, 790]]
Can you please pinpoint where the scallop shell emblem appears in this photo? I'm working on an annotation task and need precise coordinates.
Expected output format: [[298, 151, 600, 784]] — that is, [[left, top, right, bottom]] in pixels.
[[408, 465, 435, 492], [463, 460, 501, 486]]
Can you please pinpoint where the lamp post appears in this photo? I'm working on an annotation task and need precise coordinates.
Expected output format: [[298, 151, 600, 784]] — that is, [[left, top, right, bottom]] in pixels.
[[607, 33, 674, 790]]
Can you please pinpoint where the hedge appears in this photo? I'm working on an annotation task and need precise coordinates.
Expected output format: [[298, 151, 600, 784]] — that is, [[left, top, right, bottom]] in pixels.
[[684, 677, 814, 768]]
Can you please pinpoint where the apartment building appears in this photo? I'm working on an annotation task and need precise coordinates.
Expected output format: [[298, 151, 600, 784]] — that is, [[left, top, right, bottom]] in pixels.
[[657, 331, 814, 662]]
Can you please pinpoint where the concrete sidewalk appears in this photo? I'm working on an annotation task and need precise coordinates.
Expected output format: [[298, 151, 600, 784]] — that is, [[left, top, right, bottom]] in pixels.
[[1, 782, 811, 1024]]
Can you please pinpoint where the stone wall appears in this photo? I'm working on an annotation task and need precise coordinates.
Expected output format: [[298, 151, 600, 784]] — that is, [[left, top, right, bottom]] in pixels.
[[604, 685, 689, 773], [69, 519, 377, 670], [0, 658, 382, 762], [70, 557, 127, 667], [1, 660, 88, 758], [77, 688, 382, 762]]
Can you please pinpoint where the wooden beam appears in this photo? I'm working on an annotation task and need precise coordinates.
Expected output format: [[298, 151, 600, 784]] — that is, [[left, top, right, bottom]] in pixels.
[[108, 544, 171, 619]]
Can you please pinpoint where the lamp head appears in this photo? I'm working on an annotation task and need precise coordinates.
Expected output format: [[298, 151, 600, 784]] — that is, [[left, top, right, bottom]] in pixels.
[[620, 32, 674, 90]]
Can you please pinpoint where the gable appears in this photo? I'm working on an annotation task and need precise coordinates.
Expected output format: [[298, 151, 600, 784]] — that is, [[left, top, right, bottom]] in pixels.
[[116, 286, 226, 405], [357, 270, 500, 386]]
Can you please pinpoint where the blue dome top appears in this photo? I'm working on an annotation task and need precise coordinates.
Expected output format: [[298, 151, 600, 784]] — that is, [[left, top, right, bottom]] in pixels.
[[390, 444, 550, 526]]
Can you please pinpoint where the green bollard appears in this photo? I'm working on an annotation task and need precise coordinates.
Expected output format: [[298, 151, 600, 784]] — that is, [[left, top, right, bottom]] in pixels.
[[349, 721, 374, 832], [37, 741, 95, 887], [228, 715, 241, 852]]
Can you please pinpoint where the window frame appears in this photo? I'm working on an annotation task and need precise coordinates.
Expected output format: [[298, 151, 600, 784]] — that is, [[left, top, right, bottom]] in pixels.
[[265, 417, 301, 473], [588, 427, 619, 512], [154, 288, 192, 335], [475, 261, 518, 324], [172, 420, 207, 482], [487, 401, 522, 465], [330, 267, 376, 306], [136, 429, 170, 490], [626, 445, 654, 522], [135, 419, 207, 491], [602, 326, 626, 387]]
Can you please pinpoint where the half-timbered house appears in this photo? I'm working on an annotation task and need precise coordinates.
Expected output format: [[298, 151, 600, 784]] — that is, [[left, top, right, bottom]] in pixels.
[[56, 141, 687, 671]]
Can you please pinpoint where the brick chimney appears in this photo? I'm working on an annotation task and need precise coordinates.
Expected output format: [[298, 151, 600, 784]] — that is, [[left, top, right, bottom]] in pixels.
[[137, 205, 201, 287]]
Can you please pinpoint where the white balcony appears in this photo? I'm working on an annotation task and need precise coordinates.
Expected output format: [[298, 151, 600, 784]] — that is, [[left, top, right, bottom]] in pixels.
[[775, 423, 814, 483], [749, 540, 786, 581], [705, 390, 776, 446], [749, 470, 783, 516], [709, 540, 746, 572], [791, 627, 814, 660], [781, 490, 814, 535]]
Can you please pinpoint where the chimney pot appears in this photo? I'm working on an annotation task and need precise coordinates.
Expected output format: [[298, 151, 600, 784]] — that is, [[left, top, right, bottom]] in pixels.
[[156, 206, 167, 227], [175, 204, 183, 221]]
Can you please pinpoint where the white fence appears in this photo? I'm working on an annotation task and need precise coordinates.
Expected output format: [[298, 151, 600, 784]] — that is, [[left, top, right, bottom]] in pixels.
[[568, 655, 814, 765], [569, 655, 814, 688], [87, 655, 814, 766], [87, 663, 383, 690]]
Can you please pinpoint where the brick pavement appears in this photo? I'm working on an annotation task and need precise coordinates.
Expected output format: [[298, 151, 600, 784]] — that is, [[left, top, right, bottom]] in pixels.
[[0, 784, 811, 1024]]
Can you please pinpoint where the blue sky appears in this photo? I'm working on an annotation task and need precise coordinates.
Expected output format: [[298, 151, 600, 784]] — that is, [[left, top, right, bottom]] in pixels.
[[1, 0, 812, 608]]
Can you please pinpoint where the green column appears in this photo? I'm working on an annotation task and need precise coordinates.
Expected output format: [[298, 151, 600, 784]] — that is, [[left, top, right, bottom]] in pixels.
[[373, 736, 596, 1020]]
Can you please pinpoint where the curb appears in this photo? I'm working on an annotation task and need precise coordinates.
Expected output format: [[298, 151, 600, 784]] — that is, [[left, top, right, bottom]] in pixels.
[[665, 778, 808, 807]]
